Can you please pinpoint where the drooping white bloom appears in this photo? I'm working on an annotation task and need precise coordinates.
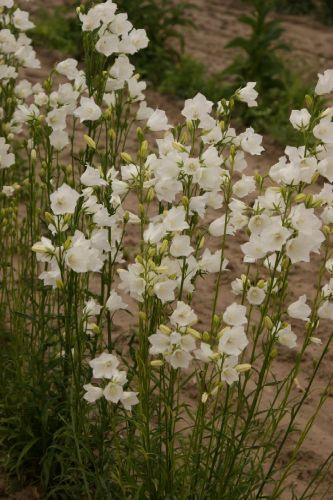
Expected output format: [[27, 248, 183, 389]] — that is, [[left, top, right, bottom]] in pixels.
[[313, 118, 333, 144], [89, 352, 120, 379], [81, 165, 108, 187], [83, 384, 103, 403], [237, 82, 258, 107], [105, 290, 128, 314], [169, 348, 192, 369], [50, 130, 70, 151], [0, 138, 15, 169], [170, 301, 197, 327], [74, 97, 101, 123], [247, 286, 265, 306], [194, 342, 214, 363], [287, 295, 311, 321], [83, 298, 102, 317], [218, 326, 248, 356], [290, 108, 311, 130], [50, 183, 80, 215], [277, 324, 297, 349], [146, 109, 170, 131], [315, 69, 333, 96], [238, 127, 264, 155], [170, 234, 194, 258], [318, 301, 333, 320], [163, 206, 189, 232], [153, 280, 177, 303], [56, 58, 79, 80], [223, 303, 247, 326], [103, 371, 127, 403], [220, 356, 239, 385], [181, 93, 213, 124], [120, 391, 139, 411]]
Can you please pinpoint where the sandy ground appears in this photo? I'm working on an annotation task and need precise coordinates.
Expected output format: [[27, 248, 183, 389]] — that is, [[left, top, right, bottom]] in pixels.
[[2, 0, 333, 498]]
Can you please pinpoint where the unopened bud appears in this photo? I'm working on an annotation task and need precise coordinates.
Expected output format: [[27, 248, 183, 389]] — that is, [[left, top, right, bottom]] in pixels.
[[159, 324, 171, 335], [120, 152, 133, 164], [63, 238, 72, 250], [44, 211, 54, 224], [123, 211, 130, 223], [30, 149, 37, 162], [270, 347, 278, 359], [294, 193, 306, 204], [257, 279, 266, 289], [139, 311, 147, 322], [182, 195, 189, 208], [322, 225, 331, 237], [173, 141, 188, 153], [264, 315, 273, 330], [213, 314, 221, 328], [159, 239, 169, 256], [198, 235, 205, 249], [311, 172, 320, 184], [202, 331, 210, 342], [201, 392, 209, 403], [186, 327, 201, 340], [147, 187, 155, 202], [90, 323, 100, 335], [151, 359, 164, 367], [236, 363, 251, 373], [83, 134, 96, 149], [305, 94, 313, 109], [56, 279, 64, 289], [309, 336, 322, 345]]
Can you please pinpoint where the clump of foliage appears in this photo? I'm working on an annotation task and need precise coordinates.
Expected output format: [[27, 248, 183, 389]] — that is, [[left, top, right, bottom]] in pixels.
[[220, 0, 310, 144], [32, 0, 194, 85], [277, 0, 333, 24], [159, 55, 226, 102]]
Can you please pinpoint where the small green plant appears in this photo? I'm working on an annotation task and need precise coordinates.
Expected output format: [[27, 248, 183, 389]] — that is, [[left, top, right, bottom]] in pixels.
[[159, 55, 226, 102], [32, 0, 194, 84], [221, 0, 310, 144], [277, 0, 314, 14]]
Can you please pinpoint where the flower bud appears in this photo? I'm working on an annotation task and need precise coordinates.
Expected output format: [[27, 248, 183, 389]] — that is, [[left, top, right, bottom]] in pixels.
[[56, 279, 64, 289], [159, 324, 171, 335], [173, 141, 188, 153], [305, 94, 313, 109], [140, 140, 148, 158], [90, 323, 100, 335], [139, 311, 147, 322], [63, 238, 72, 250], [270, 347, 278, 359], [123, 211, 130, 223], [213, 314, 221, 329], [311, 172, 320, 184], [32, 243, 49, 254], [30, 149, 37, 162], [182, 195, 189, 208], [147, 187, 155, 202], [236, 363, 251, 373], [322, 225, 331, 237], [186, 327, 201, 340], [108, 129, 116, 141], [159, 239, 169, 256], [264, 315, 273, 330], [309, 336, 322, 345], [201, 392, 209, 403], [121, 152, 133, 164], [44, 211, 54, 224], [202, 331, 210, 342], [136, 127, 144, 142], [294, 193, 306, 203], [151, 359, 164, 367], [83, 134, 96, 149], [198, 235, 205, 249]]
